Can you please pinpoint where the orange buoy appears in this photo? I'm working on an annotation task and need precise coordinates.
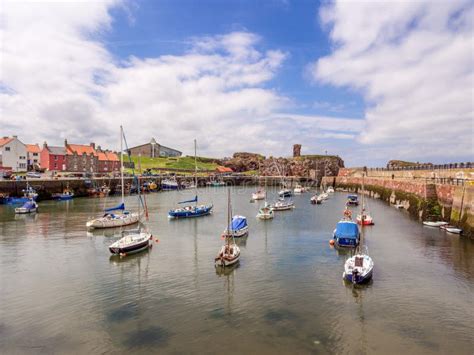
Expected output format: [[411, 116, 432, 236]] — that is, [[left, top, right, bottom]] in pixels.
[[155, 239, 159, 243], [329, 239, 335, 246]]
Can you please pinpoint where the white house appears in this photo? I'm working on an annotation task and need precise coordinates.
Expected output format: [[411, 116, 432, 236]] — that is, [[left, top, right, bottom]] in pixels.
[[0, 136, 28, 172]]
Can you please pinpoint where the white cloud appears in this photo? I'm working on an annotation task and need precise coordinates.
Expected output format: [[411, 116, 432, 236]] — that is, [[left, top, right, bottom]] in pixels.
[[312, 0, 474, 160]]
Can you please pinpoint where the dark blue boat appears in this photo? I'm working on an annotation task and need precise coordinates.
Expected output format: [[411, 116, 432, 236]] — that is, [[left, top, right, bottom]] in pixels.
[[4, 185, 38, 205], [346, 194, 359, 206], [333, 221, 360, 248], [168, 195, 213, 218]]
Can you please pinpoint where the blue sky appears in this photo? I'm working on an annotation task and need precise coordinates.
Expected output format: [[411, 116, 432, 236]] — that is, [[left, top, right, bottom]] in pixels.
[[1, 0, 472, 166]]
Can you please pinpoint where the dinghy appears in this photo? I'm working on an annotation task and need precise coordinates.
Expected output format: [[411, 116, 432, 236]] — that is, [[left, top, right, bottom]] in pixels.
[[327, 186, 334, 193], [440, 224, 463, 234], [251, 189, 265, 201], [15, 199, 38, 214], [294, 184, 305, 194]]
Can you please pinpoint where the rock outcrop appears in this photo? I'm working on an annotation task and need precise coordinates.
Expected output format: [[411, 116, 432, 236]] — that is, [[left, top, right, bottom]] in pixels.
[[222, 152, 265, 173]]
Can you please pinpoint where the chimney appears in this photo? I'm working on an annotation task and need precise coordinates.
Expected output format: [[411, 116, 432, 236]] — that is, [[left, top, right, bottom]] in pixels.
[[13, 135, 18, 139], [90, 142, 95, 149], [64, 139, 68, 147], [43, 141, 48, 149]]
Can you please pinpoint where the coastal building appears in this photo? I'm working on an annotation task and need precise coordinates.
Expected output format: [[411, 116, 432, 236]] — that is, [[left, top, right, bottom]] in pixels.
[[0, 136, 27, 172], [128, 138, 182, 158], [26, 144, 41, 170], [40, 142, 67, 171], [97, 149, 120, 173], [65, 140, 99, 173]]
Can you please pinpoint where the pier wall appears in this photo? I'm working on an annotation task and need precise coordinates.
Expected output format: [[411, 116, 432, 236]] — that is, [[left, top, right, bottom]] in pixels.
[[325, 176, 474, 238]]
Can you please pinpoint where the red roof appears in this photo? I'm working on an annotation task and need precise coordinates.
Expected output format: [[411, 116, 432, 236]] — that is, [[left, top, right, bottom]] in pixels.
[[66, 144, 97, 156], [26, 144, 41, 153], [216, 166, 233, 173], [0, 137, 13, 147], [97, 151, 119, 162]]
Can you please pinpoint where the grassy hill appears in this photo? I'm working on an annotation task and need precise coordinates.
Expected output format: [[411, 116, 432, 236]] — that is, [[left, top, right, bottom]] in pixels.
[[126, 155, 219, 172]]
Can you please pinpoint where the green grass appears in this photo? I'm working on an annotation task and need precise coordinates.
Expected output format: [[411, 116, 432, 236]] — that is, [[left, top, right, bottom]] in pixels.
[[126, 155, 219, 172]]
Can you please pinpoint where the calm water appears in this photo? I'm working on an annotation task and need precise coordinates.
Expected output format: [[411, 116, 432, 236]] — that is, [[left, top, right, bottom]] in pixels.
[[0, 187, 473, 354]]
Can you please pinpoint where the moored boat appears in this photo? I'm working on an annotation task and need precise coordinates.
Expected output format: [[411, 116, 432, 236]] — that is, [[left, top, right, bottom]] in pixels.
[[257, 202, 274, 219], [294, 184, 305, 194], [161, 178, 179, 190], [327, 186, 334, 193], [278, 188, 292, 197], [215, 189, 241, 267], [271, 198, 295, 211], [14, 199, 38, 214], [109, 230, 152, 256], [343, 249, 374, 284], [333, 220, 360, 248], [356, 177, 374, 226], [224, 215, 249, 238], [346, 194, 359, 206], [439, 224, 462, 234], [422, 221, 448, 227], [251, 189, 265, 201]]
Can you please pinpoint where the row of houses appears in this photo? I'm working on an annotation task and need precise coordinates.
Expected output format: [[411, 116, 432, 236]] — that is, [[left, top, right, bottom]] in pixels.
[[0, 136, 120, 173]]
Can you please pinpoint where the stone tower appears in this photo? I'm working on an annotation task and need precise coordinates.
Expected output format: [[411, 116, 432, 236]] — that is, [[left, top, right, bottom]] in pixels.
[[293, 144, 301, 158]]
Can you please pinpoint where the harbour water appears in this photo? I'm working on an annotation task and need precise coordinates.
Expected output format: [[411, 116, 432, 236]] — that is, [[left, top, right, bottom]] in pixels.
[[0, 187, 473, 354]]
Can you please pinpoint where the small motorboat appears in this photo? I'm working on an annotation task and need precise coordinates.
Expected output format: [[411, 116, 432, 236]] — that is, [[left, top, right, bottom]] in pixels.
[[53, 189, 74, 201], [271, 198, 295, 211], [346, 194, 359, 206], [257, 202, 274, 220], [343, 250, 374, 284], [333, 220, 360, 248], [15, 199, 38, 214], [251, 189, 265, 201], [224, 215, 249, 237], [294, 184, 305, 194], [423, 221, 448, 227], [327, 186, 334, 193], [278, 188, 292, 197], [109, 230, 153, 256], [161, 178, 179, 190], [439, 224, 462, 234], [320, 192, 329, 200]]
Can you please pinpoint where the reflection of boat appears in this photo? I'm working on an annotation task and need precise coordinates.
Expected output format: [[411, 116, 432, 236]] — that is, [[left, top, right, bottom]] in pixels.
[[423, 221, 448, 227], [333, 220, 360, 248], [343, 247, 374, 284], [224, 215, 249, 237], [271, 198, 295, 211], [215, 262, 239, 276], [109, 229, 153, 256], [15, 199, 38, 214], [346, 194, 359, 206], [169, 140, 213, 219], [87, 126, 142, 230], [215, 189, 240, 267]]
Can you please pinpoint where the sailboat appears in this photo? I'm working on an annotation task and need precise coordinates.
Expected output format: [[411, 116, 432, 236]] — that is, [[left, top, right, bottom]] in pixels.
[[256, 177, 274, 219], [343, 246, 374, 284], [109, 226, 153, 256], [271, 197, 295, 211], [215, 189, 241, 267], [168, 140, 213, 218], [86, 126, 141, 229], [356, 176, 374, 226]]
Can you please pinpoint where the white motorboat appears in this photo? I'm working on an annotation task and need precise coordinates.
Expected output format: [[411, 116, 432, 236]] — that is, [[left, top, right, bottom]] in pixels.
[[343, 249, 374, 284], [251, 189, 265, 200], [271, 198, 295, 211], [294, 184, 305, 194], [423, 221, 448, 227], [109, 230, 152, 256], [327, 186, 334, 193]]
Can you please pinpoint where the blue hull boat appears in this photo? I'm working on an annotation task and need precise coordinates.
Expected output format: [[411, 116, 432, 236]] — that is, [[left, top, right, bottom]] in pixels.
[[55, 194, 74, 201], [6, 196, 32, 205], [333, 220, 360, 248], [168, 204, 213, 218]]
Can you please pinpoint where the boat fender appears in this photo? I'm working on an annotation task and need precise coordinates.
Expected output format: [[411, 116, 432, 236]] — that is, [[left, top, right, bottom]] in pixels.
[[329, 239, 335, 246]]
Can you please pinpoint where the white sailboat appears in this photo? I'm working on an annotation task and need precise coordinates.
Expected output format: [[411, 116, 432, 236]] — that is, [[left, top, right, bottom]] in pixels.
[[256, 177, 274, 219], [86, 126, 141, 229], [215, 189, 241, 267], [356, 176, 374, 226]]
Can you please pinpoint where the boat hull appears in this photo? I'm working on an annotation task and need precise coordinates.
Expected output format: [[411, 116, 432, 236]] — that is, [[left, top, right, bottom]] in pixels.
[[168, 205, 213, 218], [214, 249, 240, 267], [225, 226, 249, 238], [344, 268, 373, 284], [109, 239, 151, 255], [87, 213, 140, 229], [272, 205, 295, 211], [15, 207, 37, 214]]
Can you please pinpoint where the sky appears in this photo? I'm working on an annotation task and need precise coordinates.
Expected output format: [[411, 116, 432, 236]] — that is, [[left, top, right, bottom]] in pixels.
[[0, 0, 472, 167]]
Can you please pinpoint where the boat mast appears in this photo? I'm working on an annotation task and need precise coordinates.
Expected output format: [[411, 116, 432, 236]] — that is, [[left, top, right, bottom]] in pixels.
[[227, 188, 232, 245], [120, 125, 124, 204], [194, 139, 197, 206]]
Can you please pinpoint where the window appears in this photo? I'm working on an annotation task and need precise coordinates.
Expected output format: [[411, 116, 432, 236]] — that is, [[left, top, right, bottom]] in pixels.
[[54, 163, 58, 169], [54, 155, 58, 161], [20, 156, 26, 159], [33, 153, 38, 156], [5, 147, 10, 151]]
